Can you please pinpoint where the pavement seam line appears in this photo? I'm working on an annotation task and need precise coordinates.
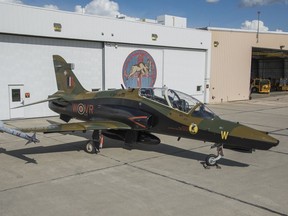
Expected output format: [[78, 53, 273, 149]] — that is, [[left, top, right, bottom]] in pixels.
[[0, 163, 123, 193], [128, 164, 287, 216]]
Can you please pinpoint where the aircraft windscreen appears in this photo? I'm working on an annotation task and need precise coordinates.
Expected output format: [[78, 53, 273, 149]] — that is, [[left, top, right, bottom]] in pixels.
[[139, 88, 169, 106], [166, 89, 197, 112], [139, 88, 216, 119], [190, 103, 216, 119]]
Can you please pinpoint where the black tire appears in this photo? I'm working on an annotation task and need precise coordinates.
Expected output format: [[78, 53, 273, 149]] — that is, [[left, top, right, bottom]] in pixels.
[[251, 87, 257, 93], [85, 142, 96, 154], [205, 154, 217, 166]]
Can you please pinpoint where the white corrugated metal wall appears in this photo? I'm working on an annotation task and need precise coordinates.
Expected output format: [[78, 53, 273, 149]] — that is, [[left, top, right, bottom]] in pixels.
[[104, 44, 208, 101], [0, 34, 103, 119]]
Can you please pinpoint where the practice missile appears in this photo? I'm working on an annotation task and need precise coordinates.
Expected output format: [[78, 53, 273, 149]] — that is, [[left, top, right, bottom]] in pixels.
[[0, 121, 39, 144]]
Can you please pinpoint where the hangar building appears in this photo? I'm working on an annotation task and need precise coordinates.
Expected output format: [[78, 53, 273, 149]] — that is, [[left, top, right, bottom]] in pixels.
[[207, 27, 288, 103], [1, 3, 288, 120], [0, 3, 211, 120]]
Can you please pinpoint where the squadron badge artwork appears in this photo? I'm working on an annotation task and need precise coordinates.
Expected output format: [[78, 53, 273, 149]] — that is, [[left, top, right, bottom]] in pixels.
[[122, 50, 157, 88]]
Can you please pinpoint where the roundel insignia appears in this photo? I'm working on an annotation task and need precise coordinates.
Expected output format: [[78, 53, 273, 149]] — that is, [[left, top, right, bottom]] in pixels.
[[122, 50, 157, 88], [189, 123, 198, 135], [77, 103, 85, 115]]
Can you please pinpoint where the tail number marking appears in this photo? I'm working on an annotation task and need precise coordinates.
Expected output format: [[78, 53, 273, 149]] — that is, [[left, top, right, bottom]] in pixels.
[[221, 131, 229, 140]]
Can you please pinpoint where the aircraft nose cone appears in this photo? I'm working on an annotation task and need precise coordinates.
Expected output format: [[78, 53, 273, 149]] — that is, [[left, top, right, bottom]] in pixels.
[[231, 125, 279, 150], [260, 132, 279, 148]]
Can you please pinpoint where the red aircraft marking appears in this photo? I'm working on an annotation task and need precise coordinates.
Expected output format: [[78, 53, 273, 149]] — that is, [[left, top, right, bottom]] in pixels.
[[128, 116, 149, 129]]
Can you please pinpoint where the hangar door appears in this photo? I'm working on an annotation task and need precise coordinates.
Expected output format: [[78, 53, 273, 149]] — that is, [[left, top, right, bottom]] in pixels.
[[163, 49, 207, 102], [0, 34, 103, 120], [104, 44, 208, 102], [251, 48, 288, 90], [104, 44, 163, 90]]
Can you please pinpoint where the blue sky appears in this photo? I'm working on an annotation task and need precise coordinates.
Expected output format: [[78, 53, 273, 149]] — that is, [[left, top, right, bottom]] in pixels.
[[2, 0, 288, 32]]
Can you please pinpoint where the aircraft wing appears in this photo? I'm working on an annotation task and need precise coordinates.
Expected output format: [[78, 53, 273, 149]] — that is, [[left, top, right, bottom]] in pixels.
[[19, 120, 131, 133]]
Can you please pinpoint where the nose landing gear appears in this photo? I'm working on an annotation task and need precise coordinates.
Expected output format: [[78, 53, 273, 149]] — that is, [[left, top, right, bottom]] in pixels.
[[204, 143, 224, 169]]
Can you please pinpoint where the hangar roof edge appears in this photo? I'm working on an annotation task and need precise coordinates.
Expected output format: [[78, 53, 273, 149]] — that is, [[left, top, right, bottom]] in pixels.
[[202, 27, 288, 35], [0, 2, 211, 50], [0, 2, 205, 32]]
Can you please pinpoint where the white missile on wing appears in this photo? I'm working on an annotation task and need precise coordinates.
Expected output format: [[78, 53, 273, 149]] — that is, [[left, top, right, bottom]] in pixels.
[[0, 121, 39, 144]]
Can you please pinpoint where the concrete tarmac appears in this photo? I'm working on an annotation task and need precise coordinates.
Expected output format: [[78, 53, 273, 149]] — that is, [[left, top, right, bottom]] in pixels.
[[0, 94, 288, 216]]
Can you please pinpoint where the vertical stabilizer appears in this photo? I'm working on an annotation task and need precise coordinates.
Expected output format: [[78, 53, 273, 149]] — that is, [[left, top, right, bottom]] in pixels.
[[53, 55, 88, 95]]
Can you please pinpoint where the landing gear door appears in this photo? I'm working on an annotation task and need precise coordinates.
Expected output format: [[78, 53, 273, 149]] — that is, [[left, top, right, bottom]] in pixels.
[[8, 85, 24, 119]]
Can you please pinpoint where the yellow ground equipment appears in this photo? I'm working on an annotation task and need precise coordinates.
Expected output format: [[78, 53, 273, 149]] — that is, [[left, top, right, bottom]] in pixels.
[[251, 78, 271, 94], [278, 78, 288, 91]]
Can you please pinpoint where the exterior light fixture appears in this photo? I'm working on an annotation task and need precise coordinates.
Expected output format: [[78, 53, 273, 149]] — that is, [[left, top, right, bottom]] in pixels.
[[213, 41, 219, 47], [280, 45, 285, 50], [152, 34, 158, 41], [53, 23, 62, 32]]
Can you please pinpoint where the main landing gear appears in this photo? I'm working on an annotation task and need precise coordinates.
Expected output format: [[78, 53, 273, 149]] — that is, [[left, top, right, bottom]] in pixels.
[[85, 130, 104, 154], [204, 143, 224, 169]]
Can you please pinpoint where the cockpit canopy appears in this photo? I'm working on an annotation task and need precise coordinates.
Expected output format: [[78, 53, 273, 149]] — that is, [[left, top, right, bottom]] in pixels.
[[139, 88, 217, 119]]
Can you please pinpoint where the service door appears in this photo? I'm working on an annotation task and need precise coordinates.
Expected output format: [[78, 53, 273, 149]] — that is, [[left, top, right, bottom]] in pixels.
[[8, 85, 24, 119]]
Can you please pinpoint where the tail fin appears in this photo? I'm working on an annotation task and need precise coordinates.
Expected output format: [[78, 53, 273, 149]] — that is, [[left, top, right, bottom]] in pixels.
[[53, 55, 88, 95]]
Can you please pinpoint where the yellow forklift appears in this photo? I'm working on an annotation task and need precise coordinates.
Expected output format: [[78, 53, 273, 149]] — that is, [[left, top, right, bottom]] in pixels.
[[251, 78, 271, 94]]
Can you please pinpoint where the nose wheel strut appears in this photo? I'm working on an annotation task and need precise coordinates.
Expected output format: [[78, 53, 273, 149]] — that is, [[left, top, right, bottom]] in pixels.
[[204, 144, 224, 169]]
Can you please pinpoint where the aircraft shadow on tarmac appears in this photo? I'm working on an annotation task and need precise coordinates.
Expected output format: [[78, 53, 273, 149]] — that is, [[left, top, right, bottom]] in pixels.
[[0, 133, 249, 167]]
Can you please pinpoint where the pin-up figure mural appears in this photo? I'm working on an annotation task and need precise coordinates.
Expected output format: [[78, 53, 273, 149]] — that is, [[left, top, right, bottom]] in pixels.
[[122, 50, 157, 88]]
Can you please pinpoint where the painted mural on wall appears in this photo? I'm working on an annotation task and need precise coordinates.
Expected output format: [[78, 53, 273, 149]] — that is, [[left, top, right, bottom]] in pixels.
[[122, 50, 157, 88]]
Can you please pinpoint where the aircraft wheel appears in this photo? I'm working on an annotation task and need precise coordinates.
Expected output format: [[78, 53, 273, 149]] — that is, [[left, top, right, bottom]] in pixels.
[[251, 87, 257, 93], [205, 154, 217, 166], [85, 142, 96, 154]]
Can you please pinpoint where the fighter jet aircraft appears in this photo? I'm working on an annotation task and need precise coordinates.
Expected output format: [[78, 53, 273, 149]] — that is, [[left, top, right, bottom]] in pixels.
[[17, 55, 279, 167]]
